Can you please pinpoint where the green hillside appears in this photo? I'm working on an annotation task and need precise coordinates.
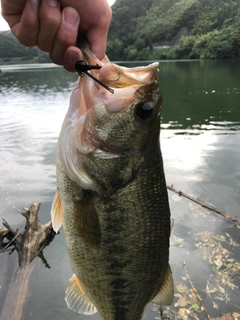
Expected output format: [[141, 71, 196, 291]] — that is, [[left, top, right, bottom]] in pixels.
[[0, 0, 239, 63], [107, 0, 240, 60], [0, 31, 50, 64]]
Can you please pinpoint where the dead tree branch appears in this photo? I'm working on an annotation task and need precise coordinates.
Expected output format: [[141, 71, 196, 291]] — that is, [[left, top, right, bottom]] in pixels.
[[182, 261, 212, 320], [167, 185, 240, 224], [0, 203, 56, 268]]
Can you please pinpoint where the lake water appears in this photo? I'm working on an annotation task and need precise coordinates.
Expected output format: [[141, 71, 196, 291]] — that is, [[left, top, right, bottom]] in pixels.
[[0, 60, 240, 320]]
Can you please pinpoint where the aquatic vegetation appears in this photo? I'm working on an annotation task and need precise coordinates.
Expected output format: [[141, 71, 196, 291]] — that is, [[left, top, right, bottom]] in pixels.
[[195, 231, 240, 287], [155, 211, 240, 319]]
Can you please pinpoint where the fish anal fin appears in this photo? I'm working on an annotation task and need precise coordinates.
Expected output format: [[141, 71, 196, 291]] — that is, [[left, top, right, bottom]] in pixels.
[[65, 274, 97, 315], [152, 264, 174, 307], [50, 189, 63, 232]]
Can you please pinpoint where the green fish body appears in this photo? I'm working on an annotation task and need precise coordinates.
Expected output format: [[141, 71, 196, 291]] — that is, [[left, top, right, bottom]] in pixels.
[[51, 48, 173, 320]]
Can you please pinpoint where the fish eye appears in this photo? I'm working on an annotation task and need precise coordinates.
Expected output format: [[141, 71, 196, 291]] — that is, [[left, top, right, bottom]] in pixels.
[[135, 102, 154, 120]]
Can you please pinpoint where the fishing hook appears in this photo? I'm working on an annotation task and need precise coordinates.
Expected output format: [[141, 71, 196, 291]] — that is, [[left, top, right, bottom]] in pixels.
[[75, 61, 114, 94]]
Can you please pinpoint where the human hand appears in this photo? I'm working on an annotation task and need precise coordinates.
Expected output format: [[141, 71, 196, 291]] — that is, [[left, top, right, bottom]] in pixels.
[[1, 0, 112, 72]]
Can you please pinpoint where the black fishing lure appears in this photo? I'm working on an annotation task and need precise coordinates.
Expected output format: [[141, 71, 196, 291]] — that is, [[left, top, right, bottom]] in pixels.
[[75, 61, 114, 94]]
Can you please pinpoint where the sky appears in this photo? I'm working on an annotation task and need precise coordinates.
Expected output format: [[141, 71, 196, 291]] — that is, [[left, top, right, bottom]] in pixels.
[[0, 2, 9, 31], [0, 0, 116, 31]]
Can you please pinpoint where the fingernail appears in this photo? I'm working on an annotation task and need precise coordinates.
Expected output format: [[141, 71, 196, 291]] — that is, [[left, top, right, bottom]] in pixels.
[[46, 0, 58, 7], [31, 0, 40, 11], [63, 8, 79, 27]]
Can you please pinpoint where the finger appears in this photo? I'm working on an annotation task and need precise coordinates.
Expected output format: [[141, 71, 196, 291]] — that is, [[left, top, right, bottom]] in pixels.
[[63, 47, 84, 73], [86, 7, 112, 60], [87, 24, 110, 61], [1, 0, 28, 27], [11, 0, 40, 47], [49, 7, 80, 66], [37, 0, 61, 52]]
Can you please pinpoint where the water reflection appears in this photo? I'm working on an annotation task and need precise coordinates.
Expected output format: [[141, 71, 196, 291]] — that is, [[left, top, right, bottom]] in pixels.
[[0, 61, 240, 320], [0, 67, 76, 224], [160, 59, 240, 131], [0, 66, 76, 94]]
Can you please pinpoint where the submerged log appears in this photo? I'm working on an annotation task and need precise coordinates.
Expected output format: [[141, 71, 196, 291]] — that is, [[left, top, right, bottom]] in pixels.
[[0, 203, 56, 268]]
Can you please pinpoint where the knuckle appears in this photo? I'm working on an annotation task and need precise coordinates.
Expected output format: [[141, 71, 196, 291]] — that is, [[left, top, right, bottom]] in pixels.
[[103, 6, 112, 22], [49, 52, 64, 66], [107, 6, 113, 19], [98, 8, 112, 29], [21, 40, 35, 47], [19, 39, 35, 47], [39, 11, 61, 28], [14, 22, 39, 47], [16, 32, 36, 47], [38, 42, 52, 52], [56, 32, 75, 48]]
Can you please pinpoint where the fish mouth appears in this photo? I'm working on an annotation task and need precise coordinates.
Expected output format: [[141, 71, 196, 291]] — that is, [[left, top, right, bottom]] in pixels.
[[82, 45, 159, 94], [80, 46, 160, 113]]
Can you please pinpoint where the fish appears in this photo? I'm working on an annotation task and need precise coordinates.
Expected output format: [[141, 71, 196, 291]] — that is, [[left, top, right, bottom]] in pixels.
[[51, 45, 174, 320]]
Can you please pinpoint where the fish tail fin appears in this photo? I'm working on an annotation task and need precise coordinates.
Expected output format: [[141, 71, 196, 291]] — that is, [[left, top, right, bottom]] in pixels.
[[65, 274, 97, 315], [152, 264, 174, 306]]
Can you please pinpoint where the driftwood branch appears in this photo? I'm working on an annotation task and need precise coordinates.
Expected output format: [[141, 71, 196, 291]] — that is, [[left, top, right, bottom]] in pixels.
[[0, 203, 56, 320], [182, 261, 212, 320], [0, 227, 9, 250], [1, 226, 25, 251], [0, 203, 56, 268], [167, 185, 240, 224]]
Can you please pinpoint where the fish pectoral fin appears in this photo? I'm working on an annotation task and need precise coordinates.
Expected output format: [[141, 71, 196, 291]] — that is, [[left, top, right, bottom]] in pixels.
[[74, 191, 101, 246], [50, 189, 63, 232], [152, 264, 174, 307], [65, 274, 97, 315]]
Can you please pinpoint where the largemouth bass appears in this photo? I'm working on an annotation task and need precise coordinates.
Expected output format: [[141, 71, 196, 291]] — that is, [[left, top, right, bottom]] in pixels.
[[51, 47, 174, 320]]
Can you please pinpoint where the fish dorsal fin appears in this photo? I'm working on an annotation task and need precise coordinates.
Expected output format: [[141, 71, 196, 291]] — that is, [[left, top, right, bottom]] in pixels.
[[50, 189, 63, 232], [152, 264, 174, 307], [65, 274, 97, 315]]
